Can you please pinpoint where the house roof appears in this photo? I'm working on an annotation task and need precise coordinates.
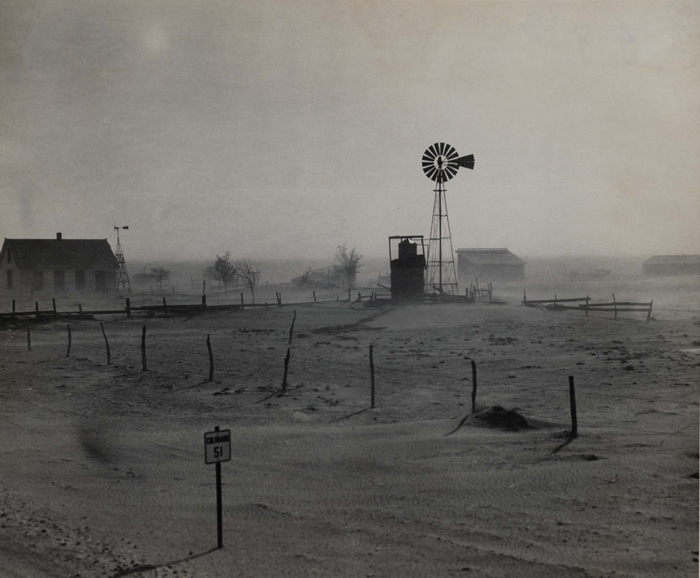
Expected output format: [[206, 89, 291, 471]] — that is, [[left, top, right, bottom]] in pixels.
[[1, 238, 119, 270], [643, 255, 700, 265], [456, 248, 526, 266]]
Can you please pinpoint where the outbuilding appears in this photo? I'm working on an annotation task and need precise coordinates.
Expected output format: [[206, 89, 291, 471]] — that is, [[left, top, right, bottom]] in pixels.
[[0, 234, 119, 296], [642, 255, 700, 277], [456, 248, 526, 283]]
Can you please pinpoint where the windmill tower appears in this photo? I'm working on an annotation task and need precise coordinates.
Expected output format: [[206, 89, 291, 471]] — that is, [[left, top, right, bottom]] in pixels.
[[421, 143, 475, 295], [114, 226, 132, 294]]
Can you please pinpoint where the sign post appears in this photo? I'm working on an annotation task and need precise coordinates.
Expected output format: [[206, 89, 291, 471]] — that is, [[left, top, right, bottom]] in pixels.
[[204, 426, 231, 549]]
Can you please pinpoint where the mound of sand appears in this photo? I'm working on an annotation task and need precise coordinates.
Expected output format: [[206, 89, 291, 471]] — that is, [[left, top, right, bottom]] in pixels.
[[472, 405, 532, 431]]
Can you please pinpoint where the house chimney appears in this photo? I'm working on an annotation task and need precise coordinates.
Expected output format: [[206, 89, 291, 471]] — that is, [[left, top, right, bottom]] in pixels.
[[57, 232, 62, 240]]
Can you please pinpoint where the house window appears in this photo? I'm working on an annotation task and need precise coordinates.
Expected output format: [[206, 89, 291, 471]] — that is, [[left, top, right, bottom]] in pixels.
[[75, 270, 85, 290], [95, 270, 107, 292], [54, 270, 65, 292], [6, 270, 12, 290], [33, 271, 43, 291]]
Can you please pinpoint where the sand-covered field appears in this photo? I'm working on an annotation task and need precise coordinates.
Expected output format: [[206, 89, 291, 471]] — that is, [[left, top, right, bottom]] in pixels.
[[1, 277, 698, 577]]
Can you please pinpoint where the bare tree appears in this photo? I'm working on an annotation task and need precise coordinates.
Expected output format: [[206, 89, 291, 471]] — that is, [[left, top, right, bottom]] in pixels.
[[203, 265, 218, 287], [213, 252, 237, 293], [236, 259, 260, 303], [334, 244, 362, 289], [150, 267, 170, 292]]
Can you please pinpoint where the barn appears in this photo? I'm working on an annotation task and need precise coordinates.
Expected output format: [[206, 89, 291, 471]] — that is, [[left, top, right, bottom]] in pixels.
[[456, 248, 526, 283], [0, 234, 119, 296], [642, 255, 700, 277]]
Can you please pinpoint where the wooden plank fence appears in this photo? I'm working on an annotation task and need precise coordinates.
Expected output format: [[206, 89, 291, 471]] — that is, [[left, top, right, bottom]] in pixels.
[[0, 292, 360, 321], [523, 291, 653, 322]]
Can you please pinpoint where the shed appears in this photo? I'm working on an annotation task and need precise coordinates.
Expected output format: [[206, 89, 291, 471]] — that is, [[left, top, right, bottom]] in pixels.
[[642, 255, 700, 277], [456, 248, 526, 283], [0, 234, 119, 296]]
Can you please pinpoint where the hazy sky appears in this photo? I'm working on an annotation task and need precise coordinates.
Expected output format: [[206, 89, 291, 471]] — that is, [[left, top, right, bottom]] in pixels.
[[1, 1, 698, 261]]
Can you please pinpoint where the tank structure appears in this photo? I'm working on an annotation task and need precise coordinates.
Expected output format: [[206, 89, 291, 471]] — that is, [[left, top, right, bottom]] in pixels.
[[389, 235, 426, 301]]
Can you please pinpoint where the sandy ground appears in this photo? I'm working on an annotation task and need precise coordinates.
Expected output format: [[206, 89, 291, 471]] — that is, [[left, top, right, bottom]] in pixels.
[[1, 279, 698, 577]]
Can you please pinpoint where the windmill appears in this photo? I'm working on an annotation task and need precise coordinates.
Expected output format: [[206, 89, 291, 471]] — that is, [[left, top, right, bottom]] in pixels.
[[421, 143, 475, 295], [114, 226, 132, 294]]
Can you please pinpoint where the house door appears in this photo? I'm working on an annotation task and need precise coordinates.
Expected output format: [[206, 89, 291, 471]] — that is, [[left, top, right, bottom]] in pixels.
[[95, 270, 107, 293]]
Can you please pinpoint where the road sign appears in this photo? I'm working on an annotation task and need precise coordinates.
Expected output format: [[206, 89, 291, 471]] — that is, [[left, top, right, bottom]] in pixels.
[[204, 428, 231, 464]]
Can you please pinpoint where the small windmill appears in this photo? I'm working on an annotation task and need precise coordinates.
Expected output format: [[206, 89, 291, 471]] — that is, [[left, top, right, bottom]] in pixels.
[[114, 226, 131, 294], [421, 143, 475, 295]]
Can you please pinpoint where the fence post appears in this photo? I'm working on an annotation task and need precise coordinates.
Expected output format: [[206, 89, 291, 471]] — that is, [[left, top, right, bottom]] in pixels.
[[100, 322, 111, 365], [281, 348, 291, 393], [162, 297, 167, 317], [585, 295, 590, 317], [12, 299, 15, 317], [27, 329, 31, 351], [612, 293, 617, 320], [66, 324, 71, 358], [647, 300, 653, 323], [313, 290, 317, 303], [126, 297, 131, 318], [471, 360, 477, 414], [288, 310, 297, 346], [35, 301, 39, 319], [78, 304, 83, 314], [568, 375, 578, 439], [207, 334, 214, 382], [52, 298, 57, 317], [369, 344, 375, 409], [141, 325, 147, 371], [523, 290, 527, 303], [240, 293, 244, 308]]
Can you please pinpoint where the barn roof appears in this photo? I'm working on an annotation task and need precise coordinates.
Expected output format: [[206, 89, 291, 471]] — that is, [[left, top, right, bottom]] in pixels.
[[643, 255, 700, 265], [456, 248, 526, 265], [1, 238, 118, 270]]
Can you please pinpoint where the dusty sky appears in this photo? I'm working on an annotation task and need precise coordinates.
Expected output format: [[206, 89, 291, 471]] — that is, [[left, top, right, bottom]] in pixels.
[[1, 1, 698, 261]]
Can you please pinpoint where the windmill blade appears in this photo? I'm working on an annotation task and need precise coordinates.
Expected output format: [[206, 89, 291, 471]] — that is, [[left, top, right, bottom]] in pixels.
[[446, 157, 459, 170], [429, 143, 441, 158], [438, 142, 447, 157], [456, 154, 475, 170], [444, 165, 458, 180], [424, 165, 438, 181], [445, 145, 458, 160]]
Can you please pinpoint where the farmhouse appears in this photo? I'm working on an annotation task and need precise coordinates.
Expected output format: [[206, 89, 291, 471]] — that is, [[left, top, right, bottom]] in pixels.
[[0, 234, 119, 296], [456, 248, 526, 283], [642, 255, 700, 277]]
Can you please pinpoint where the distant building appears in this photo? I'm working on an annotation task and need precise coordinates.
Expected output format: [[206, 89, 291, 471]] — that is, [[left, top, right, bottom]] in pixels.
[[291, 266, 349, 288], [642, 255, 700, 277], [0, 234, 119, 296], [456, 248, 526, 283]]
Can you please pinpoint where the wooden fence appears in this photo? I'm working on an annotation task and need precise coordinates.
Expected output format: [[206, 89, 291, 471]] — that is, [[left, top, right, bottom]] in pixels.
[[522, 291, 653, 322], [0, 292, 356, 321]]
